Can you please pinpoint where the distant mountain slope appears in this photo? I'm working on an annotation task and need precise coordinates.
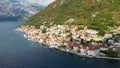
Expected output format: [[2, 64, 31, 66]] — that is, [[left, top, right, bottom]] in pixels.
[[23, 0, 120, 34], [0, 1, 43, 21]]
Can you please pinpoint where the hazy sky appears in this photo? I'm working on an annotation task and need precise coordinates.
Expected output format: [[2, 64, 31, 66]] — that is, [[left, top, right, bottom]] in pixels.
[[27, 0, 55, 6], [1, 0, 55, 6]]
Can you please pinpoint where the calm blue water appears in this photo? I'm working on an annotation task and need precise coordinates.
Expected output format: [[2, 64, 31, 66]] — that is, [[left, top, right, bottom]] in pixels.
[[0, 21, 120, 68]]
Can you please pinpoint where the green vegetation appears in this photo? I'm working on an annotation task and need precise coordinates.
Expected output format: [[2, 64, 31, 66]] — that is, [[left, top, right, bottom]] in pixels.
[[22, 0, 120, 35], [42, 28, 47, 33], [58, 45, 66, 49], [67, 33, 72, 38], [101, 50, 118, 57], [115, 34, 120, 36]]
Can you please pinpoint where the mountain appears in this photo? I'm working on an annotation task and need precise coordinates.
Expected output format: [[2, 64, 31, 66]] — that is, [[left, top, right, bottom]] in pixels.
[[23, 0, 120, 35], [0, 1, 43, 21]]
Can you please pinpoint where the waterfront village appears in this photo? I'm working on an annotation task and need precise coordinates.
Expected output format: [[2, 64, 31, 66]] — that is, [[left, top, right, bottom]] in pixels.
[[17, 24, 120, 60]]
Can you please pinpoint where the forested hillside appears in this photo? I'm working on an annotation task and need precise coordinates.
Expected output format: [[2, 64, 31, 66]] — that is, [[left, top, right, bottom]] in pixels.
[[23, 0, 120, 35]]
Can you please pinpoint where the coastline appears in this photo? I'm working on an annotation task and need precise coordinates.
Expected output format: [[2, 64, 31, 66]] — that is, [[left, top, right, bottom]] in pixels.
[[50, 46, 120, 60], [24, 36, 120, 61], [40, 42, 120, 60], [16, 25, 120, 61]]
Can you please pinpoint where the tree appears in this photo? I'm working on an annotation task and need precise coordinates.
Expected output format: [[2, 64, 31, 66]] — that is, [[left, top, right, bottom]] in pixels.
[[70, 37, 73, 42], [42, 28, 47, 33], [101, 50, 118, 57]]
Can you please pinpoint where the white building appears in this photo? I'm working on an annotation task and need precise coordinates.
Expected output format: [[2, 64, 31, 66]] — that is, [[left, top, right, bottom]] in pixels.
[[104, 33, 112, 38]]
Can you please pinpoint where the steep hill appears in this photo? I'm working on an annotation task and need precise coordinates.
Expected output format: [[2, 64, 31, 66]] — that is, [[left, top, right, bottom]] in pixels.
[[23, 0, 120, 35]]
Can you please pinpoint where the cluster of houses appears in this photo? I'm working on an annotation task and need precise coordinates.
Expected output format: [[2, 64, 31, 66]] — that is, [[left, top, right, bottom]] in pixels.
[[17, 25, 120, 57]]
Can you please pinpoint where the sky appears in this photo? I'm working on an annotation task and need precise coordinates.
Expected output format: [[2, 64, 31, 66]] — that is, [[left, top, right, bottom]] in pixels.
[[26, 0, 55, 6], [1, 0, 55, 6]]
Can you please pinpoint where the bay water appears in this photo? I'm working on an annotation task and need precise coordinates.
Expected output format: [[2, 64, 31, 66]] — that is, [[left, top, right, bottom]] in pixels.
[[0, 21, 120, 68]]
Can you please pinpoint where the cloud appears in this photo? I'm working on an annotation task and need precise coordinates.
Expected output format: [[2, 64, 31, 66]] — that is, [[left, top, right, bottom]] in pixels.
[[0, 0, 55, 6], [27, 0, 55, 6]]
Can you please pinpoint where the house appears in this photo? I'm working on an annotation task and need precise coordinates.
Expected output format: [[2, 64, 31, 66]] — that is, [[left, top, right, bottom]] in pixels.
[[85, 29, 99, 35], [118, 26, 120, 31], [80, 46, 88, 55], [83, 26, 91, 34], [104, 32, 112, 38], [87, 46, 99, 56], [70, 25, 78, 31], [111, 46, 119, 51], [107, 39, 114, 45], [92, 36, 104, 41], [111, 28, 118, 32], [53, 40, 62, 46], [67, 42, 74, 47], [114, 42, 120, 46], [113, 37, 120, 46], [80, 46, 99, 56], [73, 40, 81, 45], [73, 45, 80, 53], [85, 36, 91, 41], [64, 41, 74, 47], [99, 46, 108, 51]]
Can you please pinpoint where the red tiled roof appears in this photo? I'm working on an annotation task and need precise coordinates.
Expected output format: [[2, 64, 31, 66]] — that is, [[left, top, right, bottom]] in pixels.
[[105, 32, 112, 34], [112, 46, 118, 48], [88, 46, 96, 51], [82, 46, 87, 49], [99, 46, 108, 48], [82, 46, 97, 51], [67, 42, 74, 47], [54, 40, 61, 43]]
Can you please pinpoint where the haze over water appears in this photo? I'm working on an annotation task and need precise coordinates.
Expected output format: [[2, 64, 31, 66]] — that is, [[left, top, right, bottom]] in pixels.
[[0, 21, 120, 68]]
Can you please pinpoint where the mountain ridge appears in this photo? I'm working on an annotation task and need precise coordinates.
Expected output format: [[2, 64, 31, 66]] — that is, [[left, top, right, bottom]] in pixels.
[[0, 1, 43, 21]]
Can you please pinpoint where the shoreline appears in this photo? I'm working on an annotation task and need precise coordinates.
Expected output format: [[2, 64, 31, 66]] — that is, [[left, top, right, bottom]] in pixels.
[[16, 26, 120, 61], [50, 46, 120, 61], [36, 42, 120, 61]]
